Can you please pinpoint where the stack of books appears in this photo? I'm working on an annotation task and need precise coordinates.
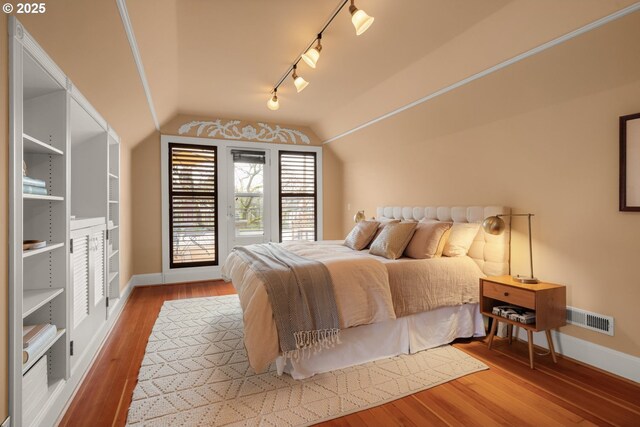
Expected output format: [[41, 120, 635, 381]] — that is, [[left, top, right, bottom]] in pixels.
[[23, 323, 57, 364], [23, 176, 48, 196]]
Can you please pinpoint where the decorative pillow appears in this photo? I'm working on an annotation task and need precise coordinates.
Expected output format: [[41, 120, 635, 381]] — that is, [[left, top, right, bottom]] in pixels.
[[369, 222, 418, 260], [404, 221, 453, 259], [344, 220, 379, 250], [443, 222, 481, 257], [368, 218, 400, 246]]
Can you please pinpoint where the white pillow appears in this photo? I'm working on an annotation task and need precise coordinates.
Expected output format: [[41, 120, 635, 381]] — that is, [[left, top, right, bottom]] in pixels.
[[443, 222, 480, 257]]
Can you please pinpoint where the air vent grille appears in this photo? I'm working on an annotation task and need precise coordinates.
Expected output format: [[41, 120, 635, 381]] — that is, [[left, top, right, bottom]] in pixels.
[[566, 306, 614, 336]]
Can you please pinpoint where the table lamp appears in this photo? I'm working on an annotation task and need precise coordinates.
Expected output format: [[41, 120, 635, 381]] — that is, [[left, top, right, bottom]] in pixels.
[[482, 213, 538, 284]]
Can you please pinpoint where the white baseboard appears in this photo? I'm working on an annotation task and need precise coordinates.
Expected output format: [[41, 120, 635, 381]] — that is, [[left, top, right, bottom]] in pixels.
[[131, 270, 223, 286], [516, 328, 640, 383], [49, 278, 134, 427]]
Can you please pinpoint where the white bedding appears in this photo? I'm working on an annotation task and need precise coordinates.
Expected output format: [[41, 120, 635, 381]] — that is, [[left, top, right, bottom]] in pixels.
[[221, 240, 484, 373]]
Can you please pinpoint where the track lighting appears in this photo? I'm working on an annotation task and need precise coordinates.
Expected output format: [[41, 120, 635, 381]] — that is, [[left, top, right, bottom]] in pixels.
[[291, 65, 309, 93], [267, 90, 279, 111], [349, 0, 374, 35], [266, 0, 377, 110], [301, 34, 322, 69]]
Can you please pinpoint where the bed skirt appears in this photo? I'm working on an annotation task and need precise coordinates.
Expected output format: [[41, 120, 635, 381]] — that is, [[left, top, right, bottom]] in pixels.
[[276, 303, 485, 379]]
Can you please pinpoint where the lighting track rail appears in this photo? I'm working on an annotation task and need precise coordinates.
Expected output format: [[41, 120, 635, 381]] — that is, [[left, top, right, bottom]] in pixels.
[[267, 0, 374, 110]]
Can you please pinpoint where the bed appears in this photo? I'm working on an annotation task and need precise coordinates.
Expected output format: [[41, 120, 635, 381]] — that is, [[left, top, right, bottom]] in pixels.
[[221, 206, 511, 379]]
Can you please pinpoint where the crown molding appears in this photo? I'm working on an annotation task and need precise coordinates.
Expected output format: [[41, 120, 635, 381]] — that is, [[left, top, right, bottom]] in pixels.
[[323, 2, 640, 144], [116, 0, 160, 131]]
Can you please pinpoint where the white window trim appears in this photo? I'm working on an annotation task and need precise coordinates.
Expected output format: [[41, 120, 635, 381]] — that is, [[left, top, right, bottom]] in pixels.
[[160, 134, 323, 283]]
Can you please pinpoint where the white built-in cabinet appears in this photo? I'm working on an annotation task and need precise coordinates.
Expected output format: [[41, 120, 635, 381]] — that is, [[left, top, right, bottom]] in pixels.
[[8, 17, 121, 426]]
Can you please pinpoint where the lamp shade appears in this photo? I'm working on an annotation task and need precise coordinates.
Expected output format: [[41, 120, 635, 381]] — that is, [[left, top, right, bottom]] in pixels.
[[301, 46, 321, 69], [267, 94, 279, 111], [292, 69, 309, 93], [351, 9, 374, 35], [482, 215, 506, 235]]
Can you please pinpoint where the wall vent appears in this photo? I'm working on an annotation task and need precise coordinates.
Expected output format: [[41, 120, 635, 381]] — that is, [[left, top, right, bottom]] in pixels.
[[566, 306, 614, 336]]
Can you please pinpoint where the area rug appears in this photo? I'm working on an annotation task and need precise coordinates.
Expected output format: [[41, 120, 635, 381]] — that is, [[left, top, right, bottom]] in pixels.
[[126, 295, 487, 426]]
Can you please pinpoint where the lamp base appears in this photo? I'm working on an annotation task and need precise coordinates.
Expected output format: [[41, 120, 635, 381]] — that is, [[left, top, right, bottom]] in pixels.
[[513, 275, 539, 284]]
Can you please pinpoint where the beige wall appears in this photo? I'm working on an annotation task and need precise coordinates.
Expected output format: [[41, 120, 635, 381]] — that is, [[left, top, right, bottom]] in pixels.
[[324, 12, 640, 357], [132, 131, 162, 275], [0, 13, 8, 423]]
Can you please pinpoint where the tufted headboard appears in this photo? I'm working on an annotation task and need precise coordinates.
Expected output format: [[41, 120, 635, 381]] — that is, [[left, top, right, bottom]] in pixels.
[[376, 206, 511, 276]]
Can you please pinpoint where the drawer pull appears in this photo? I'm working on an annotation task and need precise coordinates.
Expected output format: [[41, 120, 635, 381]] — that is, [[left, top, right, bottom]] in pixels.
[[504, 292, 509, 297]]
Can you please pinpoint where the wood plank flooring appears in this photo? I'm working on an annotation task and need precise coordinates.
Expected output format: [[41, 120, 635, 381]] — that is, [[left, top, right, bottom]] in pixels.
[[59, 281, 640, 427]]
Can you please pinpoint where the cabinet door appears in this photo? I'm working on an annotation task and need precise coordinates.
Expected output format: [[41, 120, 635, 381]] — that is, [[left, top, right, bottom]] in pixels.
[[71, 235, 89, 329], [70, 229, 107, 372], [91, 231, 105, 306]]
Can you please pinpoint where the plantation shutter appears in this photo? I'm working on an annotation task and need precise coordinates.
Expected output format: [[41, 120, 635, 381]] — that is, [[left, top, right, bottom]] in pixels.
[[92, 231, 105, 305], [279, 151, 317, 241], [169, 143, 218, 268], [72, 236, 89, 329]]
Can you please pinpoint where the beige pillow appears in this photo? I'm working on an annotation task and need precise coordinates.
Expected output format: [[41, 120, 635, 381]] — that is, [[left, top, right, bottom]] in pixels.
[[344, 220, 379, 250], [443, 222, 480, 257], [404, 221, 452, 259], [368, 218, 400, 247], [369, 222, 418, 260]]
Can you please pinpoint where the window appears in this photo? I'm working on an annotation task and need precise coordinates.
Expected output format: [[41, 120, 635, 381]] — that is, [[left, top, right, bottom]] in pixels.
[[169, 143, 218, 268], [279, 151, 317, 241], [232, 150, 266, 237]]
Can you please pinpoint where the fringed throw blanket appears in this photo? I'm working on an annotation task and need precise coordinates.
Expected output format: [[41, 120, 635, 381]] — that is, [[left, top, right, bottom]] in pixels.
[[233, 243, 340, 359]]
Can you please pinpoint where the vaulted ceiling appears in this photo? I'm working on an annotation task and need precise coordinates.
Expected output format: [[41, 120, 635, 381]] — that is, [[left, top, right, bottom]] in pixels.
[[18, 0, 639, 146]]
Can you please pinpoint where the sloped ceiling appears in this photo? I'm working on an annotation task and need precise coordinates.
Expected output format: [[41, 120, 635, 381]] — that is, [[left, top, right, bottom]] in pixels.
[[18, 0, 640, 146]]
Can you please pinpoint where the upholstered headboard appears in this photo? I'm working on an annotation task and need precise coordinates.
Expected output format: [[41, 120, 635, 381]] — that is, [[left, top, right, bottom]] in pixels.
[[376, 206, 511, 276]]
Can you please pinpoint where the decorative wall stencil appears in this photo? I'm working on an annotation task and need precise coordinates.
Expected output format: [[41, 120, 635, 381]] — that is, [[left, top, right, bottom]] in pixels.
[[178, 120, 311, 144]]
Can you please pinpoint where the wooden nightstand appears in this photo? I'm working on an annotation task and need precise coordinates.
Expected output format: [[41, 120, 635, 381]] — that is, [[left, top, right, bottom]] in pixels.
[[480, 275, 566, 369]]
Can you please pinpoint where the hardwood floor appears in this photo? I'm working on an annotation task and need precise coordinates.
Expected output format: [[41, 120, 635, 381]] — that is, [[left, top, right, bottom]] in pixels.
[[59, 281, 640, 427]]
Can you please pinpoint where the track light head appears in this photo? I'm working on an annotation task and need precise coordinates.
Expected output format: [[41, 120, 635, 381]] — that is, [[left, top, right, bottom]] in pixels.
[[301, 35, 322, 69], [349, 0, 374, 35], [267, 90, 280, 111], [292, 65, 309, 93]]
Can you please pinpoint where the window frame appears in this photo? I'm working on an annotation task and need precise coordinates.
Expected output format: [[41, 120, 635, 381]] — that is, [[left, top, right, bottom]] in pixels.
[[278, 151, 318, 242], [161, 135, 322, 284], [168, 142, 219, 269]]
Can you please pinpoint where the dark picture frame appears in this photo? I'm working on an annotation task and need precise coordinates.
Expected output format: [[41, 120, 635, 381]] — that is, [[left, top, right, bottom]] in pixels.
[[620, 113, 640, 212]]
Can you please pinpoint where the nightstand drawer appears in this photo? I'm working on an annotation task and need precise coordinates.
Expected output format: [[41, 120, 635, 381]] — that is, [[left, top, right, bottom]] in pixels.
[[483, 281, 535, 309]]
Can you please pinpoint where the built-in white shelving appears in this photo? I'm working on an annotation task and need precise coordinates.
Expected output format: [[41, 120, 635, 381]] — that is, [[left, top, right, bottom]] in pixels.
[[9, 17, 121, 427], [22, 242, 65, 259], [23, 288, 64, 318], [23, 194, 64, 201], [22, 329, 66, 374], [23, 133, 64, 156]]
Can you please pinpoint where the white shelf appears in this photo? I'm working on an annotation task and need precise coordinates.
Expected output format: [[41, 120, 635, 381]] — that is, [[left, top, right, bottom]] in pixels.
[[108, 272, 118, 283], [107, 225, 118, 231], [23, 133, 63, 156], [108, 249, 119, 259], [108, 200, 118, 204], [23, 288, 64, 318], [22, 329, 65, 374], [23, 242, 64, 259], [109, 173, 118, 179], [23, 194, 64, 202]]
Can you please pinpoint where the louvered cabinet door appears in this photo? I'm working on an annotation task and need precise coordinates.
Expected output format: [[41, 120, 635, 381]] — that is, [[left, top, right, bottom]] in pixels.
[[71, 236, 89, 329], [70, 225, 108, 372], [91, 231, 105, 306]]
